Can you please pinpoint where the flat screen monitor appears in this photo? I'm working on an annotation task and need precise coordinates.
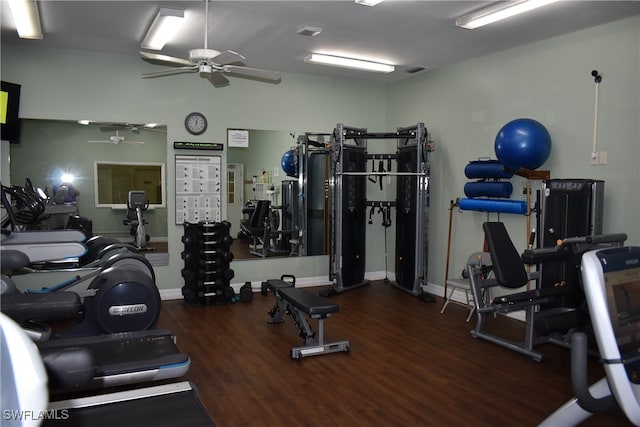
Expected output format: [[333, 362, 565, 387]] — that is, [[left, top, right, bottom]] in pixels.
[[1, 81, 21, 143]]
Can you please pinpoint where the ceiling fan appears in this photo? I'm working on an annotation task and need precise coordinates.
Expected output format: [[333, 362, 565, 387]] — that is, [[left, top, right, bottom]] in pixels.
[[140, 0, 281, 87], [97, 123, 167, 134], [88, 129, 145, 145]]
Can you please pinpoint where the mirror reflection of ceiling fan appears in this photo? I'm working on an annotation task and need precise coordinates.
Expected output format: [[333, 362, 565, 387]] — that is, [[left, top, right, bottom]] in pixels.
[[140, 0, 281, 88], [88, 129, 145, 145]]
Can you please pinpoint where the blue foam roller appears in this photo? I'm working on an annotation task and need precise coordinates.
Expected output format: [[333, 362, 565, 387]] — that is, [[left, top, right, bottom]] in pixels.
[[464, 181, 513, 198], [464, 160, 513, 179], [459, 198, 528, 215]]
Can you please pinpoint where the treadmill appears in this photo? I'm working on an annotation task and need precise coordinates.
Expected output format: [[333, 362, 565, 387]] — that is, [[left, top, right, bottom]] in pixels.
[[44, 382, 215, 426], [38, 329, 191, 392], [1, 313, 215, 427]]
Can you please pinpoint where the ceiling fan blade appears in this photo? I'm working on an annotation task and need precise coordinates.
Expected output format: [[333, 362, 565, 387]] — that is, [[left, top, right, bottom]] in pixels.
[[88, 140, 111, 144], [142, 66, 199, 78], [212, 50, 246, 66], [123, 141, 145, 145], [223, 65, 281, 83], [140, 51, 193, 67], [208, 71, 230, 88], [98, 123, 145, 131]]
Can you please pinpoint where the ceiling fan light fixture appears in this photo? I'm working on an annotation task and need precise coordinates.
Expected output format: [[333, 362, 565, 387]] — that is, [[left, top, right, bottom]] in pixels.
[[7, 0, 42, 40], [141, 7, 184, 50], [455, 0, 559, 30], [304, 53, 394, 73], [199, 64, 213, 74]]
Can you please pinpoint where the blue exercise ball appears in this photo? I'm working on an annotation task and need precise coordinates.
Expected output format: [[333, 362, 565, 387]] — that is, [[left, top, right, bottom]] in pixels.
[[281, 149, 298, 177], [494, 118, 552, 170]]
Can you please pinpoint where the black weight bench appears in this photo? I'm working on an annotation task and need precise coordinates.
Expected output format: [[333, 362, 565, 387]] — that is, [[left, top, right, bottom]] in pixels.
[[266, 280, 350, 359]]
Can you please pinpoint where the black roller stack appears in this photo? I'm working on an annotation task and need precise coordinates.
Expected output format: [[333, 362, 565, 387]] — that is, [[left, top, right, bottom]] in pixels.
[[181, 221, 235, 306]]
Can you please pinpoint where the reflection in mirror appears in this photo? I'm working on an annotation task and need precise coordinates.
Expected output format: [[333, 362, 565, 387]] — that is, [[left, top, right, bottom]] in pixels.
[[227, 129, 331, 261], [8, 119, 169, 263], [95, 161, 165, 207]]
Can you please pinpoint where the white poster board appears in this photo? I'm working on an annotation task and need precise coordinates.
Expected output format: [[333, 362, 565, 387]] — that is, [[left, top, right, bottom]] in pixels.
[[175, 155, 222, 224], [227, 129, 249, 148]]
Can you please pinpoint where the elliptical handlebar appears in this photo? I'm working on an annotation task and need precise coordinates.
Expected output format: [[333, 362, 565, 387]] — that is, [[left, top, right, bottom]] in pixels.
[[570, 332, 618, 414], [1, 183, 46, 228]]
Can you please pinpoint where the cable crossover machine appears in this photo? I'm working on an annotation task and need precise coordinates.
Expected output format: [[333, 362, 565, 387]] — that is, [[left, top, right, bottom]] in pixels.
[[325, 123, 434, 298]]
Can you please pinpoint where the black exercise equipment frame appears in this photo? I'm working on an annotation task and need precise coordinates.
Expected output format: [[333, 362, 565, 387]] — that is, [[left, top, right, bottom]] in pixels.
[[328, 123, 431, 296]]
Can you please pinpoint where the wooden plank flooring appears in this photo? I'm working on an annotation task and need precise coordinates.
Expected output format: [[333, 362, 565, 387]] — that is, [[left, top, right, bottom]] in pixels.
[[156, 281, 631, 426]]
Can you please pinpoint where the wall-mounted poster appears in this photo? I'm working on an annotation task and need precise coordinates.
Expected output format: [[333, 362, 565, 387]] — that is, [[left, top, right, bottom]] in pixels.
[[175, 155, 221, 224]]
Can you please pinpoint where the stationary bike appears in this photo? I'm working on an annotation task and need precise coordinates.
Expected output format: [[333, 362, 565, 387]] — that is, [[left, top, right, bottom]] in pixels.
[[124, 190, 152, 251]]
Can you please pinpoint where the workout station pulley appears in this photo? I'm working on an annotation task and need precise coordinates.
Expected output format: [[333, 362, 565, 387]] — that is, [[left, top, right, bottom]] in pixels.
[[324, 122, 434, 300]]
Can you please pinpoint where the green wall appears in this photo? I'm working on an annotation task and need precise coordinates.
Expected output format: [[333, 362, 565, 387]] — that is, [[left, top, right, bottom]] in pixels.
[[387, 16, 640, 290], [1, 42, 388, 292], [2, 15, 639, 294]]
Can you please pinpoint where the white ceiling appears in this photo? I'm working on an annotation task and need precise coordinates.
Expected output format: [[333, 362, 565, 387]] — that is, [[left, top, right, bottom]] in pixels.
[[2, 1, 640, 83]]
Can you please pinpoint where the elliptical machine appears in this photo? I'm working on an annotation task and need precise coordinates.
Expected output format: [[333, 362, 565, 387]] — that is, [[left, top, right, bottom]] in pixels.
[[1, 183, 161, 340], [1, 247, 161, 340], [539, 245, 640, 426]]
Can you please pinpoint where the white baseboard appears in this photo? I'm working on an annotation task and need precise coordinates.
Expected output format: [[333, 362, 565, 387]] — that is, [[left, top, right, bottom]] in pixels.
[[161, 273, 524, 322], [160, 271, 390, 301], [160, 288, 183, 300]]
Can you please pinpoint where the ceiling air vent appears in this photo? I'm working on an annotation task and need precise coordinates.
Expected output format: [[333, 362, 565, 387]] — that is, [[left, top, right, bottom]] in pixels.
[[297, 26, 323, 37], [406, 67, 426, 74]]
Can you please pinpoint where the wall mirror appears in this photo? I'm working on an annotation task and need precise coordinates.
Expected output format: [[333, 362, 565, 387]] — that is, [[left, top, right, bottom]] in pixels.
[[227, 129, 331, 261], [7, 119, 169, 259]]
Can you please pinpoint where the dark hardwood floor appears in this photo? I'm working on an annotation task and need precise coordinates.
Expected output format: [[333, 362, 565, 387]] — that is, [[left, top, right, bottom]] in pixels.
[[156, 281, 631, 427]]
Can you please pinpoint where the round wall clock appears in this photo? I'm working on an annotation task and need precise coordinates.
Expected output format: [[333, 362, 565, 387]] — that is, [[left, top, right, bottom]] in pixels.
[[185, 112, 207, 135]]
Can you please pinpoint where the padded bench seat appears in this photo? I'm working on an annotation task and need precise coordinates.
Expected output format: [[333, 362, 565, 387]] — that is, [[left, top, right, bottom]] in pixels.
[[278, 287, 339, 318], [265, 277, 350, 359]]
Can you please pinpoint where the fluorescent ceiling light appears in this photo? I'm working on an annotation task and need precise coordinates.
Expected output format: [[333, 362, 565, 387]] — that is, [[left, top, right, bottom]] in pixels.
[[355, 0, 385, 6], [304, 53, 395, 73], [7, 0, 42, 40], [141, 7, 184, 50], [455, 0, 559, 30]]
